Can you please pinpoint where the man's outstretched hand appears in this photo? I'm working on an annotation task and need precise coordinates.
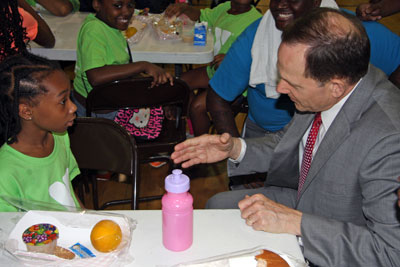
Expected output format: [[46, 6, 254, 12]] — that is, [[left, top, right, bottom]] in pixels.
[[171, 133, 242, 168]]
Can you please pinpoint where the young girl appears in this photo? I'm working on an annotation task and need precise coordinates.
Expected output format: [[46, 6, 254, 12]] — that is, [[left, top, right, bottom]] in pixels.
[[73, 0, 174, 119], [0, 53, 82, 211], [165, 0, 261, 136]]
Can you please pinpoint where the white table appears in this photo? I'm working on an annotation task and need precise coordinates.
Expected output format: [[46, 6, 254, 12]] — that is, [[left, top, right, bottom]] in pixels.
[[30, 12, 214, 65], [0, 210, 304, 266]]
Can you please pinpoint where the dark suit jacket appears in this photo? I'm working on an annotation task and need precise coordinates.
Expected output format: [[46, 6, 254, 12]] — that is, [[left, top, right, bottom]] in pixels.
[[229, 65, 400, 266]]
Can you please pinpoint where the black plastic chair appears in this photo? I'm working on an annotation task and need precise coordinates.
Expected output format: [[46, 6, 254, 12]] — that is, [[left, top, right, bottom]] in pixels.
[[86, 77, 190, 167], [69, 117, 160, 210]]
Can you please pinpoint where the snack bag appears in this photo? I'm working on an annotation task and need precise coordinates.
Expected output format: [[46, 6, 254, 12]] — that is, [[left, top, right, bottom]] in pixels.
[[124, 17, 147, 45], [193, 22, 207, 46], [152, 14, 182, 40]]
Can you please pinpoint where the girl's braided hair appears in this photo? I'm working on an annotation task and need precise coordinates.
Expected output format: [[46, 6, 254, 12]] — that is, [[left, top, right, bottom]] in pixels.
[[1, 0, 28, 60], [0, 52, 61, 146]]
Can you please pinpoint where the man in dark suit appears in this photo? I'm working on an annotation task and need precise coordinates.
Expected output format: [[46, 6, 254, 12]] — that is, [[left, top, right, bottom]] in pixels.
[[171, 8, 400, 266]]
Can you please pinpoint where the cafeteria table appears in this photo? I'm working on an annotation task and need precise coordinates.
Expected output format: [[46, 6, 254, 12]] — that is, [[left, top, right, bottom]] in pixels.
[[0, 209, 305, 266], [29, 11, 214, 76]]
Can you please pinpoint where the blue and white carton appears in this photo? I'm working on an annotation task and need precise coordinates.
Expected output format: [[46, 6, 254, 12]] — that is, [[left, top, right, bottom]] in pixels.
[[193, 22, 207, 46]]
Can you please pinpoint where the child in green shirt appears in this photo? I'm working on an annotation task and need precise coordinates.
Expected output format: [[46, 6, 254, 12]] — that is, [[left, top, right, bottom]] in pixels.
[[165, 1, 261, 136], [73, 0, 174, 118], [0, 53, 82, 212]]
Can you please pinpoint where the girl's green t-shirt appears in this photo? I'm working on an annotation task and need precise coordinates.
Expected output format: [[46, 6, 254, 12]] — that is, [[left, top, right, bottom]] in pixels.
[[0, 132, 81, 211], [73, 14, 130, 98]]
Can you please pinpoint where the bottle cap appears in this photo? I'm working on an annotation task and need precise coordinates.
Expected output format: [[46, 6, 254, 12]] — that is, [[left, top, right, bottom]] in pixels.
[[165, 169, 190, 193]]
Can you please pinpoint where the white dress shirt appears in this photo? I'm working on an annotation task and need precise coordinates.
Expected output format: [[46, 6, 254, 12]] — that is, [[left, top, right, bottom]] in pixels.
[[298, 83, 358, 170]]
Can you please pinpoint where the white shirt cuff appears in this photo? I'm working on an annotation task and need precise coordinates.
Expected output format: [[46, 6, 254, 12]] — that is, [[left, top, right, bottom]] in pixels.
[[228, 138, 247, 163]]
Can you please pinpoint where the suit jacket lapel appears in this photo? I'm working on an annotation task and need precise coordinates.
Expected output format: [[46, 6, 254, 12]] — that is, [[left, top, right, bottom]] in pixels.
[[297, 65, 378, 200], [267, 112, 314, 189], [298, 111, 351, 199]]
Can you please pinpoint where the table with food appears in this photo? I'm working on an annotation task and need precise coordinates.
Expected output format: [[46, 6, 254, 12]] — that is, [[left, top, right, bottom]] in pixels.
[[0, 210, 305, 267], [29, 10, 214, 68]]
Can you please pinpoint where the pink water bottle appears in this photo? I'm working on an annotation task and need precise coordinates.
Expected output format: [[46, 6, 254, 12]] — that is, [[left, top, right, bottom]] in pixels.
[[162, 169, 193, 251]]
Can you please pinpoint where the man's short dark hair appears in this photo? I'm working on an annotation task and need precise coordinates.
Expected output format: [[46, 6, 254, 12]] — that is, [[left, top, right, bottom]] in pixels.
[[281, 8, 370, 84]]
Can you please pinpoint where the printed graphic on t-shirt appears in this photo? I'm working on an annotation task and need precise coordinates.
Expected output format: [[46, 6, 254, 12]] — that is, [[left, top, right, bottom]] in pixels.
[[49, 168, 75, 210], [214, 27, 231, 55]]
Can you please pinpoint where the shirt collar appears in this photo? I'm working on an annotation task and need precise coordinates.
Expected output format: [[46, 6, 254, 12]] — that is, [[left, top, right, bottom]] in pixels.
[[320, 78, 362, 131]]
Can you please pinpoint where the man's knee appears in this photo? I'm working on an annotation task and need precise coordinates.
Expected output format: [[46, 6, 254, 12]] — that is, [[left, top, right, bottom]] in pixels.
[[205, 189, 264, 209], [205, 191, 240, 209]]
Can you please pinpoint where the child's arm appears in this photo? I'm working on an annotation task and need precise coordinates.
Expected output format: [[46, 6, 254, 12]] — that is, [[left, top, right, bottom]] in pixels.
[[35, 0, 73, 17], [164, 3, 200, 21], [86, 61, 174, 88], [356, 0, 400, 21], [18, 0, 55, 48], [211, 54, 226, 70]]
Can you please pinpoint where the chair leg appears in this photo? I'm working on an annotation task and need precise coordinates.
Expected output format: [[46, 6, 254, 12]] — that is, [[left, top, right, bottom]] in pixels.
[[131, 173, 138, 210], [90, 171, 99, 210], [74, 175, 85, 206], [132, 155, 139, 210]]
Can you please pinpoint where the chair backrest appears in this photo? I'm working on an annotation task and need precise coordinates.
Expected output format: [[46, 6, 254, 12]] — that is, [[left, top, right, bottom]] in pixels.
[[211, 0, 260, 8], [68, 117, 137, 176], [86, 77, 190, 118]]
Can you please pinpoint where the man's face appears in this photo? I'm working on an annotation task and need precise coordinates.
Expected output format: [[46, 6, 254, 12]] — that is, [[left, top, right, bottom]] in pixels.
[[276, 43, 336, 112], [270, 0, 320, 31]]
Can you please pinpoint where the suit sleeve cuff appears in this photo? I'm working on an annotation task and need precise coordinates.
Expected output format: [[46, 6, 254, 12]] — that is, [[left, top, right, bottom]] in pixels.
[[229, 138, 247, 163]]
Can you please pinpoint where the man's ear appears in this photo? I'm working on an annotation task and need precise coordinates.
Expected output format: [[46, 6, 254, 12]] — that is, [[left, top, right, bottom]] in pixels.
[[329, 78, 347, 98], [19, 101, 33, 121]]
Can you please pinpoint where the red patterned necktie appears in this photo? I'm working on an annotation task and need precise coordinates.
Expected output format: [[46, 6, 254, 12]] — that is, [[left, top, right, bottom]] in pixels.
[[298, 112, 322, 198]]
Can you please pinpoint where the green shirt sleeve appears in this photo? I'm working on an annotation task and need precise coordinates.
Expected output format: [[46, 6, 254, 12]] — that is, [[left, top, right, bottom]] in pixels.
[[79, 21, 110, 73], [0, 168, 21, 212]]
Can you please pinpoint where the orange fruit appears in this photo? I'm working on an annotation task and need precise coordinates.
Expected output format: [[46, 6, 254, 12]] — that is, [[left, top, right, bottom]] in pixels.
[[125, 27, 138, 38], [90, 220, 122, 253]]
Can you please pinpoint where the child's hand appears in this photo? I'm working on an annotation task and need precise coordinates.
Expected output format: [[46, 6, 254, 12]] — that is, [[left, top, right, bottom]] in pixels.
[[165, 3, 188, 19], [144, 63, 174, 87], [356, 3, 382, 21], [210, 54, 225, 70]]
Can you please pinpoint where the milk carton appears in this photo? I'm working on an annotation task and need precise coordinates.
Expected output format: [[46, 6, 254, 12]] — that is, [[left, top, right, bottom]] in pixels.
[[193, 22, 207, 46]]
